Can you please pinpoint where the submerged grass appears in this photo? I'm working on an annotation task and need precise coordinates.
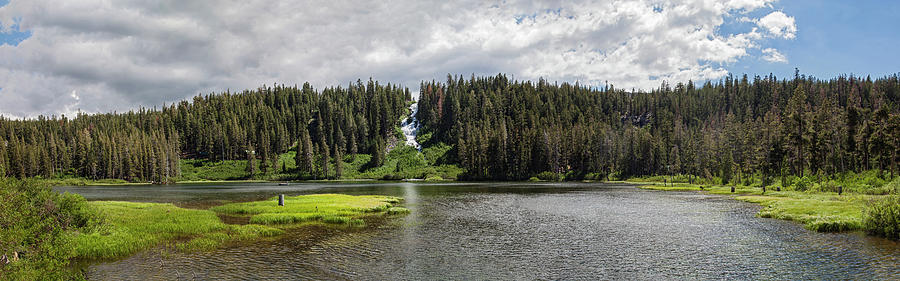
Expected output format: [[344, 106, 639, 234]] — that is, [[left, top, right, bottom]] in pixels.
[[71, 201, 283, 260], [211, 194, 401, 227]]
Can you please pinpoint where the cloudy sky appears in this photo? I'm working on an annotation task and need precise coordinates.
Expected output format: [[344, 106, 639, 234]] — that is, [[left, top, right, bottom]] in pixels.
[[0, 0, 898, 118]]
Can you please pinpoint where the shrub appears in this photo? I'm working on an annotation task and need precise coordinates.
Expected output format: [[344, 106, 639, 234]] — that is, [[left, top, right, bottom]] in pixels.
[[535, 171, 562, 181], [863, 195, 900, 240], [0, 179, 99, 280]]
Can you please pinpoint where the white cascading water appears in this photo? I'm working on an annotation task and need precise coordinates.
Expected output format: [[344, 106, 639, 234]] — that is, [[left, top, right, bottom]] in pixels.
[[400, 95, 421, 151]]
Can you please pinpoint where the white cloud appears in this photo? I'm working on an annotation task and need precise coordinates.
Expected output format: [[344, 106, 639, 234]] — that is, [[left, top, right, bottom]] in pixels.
[[758, 11, 796, 39], [0, 0, 794, 117], [726, 0, 775, 12], [761, 48, 787, 63]]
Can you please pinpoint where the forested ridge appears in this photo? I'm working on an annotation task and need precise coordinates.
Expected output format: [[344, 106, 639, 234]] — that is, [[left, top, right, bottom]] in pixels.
[[417, 73, 900, 184], [0, 80, 410, 182], [1, 73, 899, 185]]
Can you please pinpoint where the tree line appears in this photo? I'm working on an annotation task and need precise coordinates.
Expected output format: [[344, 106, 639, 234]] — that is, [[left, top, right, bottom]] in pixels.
[[2, 73, 898, 184], [0, 80, 410, 182], [417, 73, 900, 182]]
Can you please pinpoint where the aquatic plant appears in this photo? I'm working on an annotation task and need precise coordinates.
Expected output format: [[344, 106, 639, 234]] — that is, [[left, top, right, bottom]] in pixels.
[[387, 207, 411, 215]]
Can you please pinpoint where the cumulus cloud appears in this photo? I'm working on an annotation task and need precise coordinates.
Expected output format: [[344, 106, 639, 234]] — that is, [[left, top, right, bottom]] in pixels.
[[758, 11, 797, 39], [0, 0, 793, 117], [761, 48, 787, 63]]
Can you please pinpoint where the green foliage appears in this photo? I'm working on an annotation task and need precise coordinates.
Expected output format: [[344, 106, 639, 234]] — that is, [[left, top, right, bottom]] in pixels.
[[0, 179, 100, 280], [863, 195, 900, 240], [424, 176, 444, 182], [416, 74, 900, 182], [422, 142, 453, 166], [386, 207, 411, 215], [0, 81, 410, 185], [178, 159, 250, 181], [535, 171, 563, 182]]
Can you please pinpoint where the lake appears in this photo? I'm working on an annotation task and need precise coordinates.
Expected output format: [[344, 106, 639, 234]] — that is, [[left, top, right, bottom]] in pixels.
[[56, 182, 899, 280]]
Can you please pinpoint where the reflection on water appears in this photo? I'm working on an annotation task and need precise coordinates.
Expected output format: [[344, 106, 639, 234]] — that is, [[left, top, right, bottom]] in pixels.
[[58, 182, 899, 280]]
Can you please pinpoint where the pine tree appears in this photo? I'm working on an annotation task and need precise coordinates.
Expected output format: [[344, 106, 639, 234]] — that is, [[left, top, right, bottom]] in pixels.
[[297, 128, 314, 177], [785, 85, 808, 177], [246, 145, 256, 178], [320, 140, 330, 179], [334, 145, 343, 179]]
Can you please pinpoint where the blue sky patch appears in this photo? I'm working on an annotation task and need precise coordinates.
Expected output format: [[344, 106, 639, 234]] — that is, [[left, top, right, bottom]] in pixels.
[[0, 16, 32, 46]]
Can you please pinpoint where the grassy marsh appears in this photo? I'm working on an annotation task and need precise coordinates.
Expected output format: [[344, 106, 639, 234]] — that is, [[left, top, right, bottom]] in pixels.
[[71, 201, 284, 260], [637, 182, 875, 233], [210, 194, 402, 227]]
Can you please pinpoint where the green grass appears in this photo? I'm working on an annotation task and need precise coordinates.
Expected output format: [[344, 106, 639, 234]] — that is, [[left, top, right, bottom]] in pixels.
[[637, 181, 873, 233], [736, 195, 864, 232], [387, 207, 411, 215], [69, 194, 404, 261], [70, 201, 283, 260], [210, 194, 402, 227]]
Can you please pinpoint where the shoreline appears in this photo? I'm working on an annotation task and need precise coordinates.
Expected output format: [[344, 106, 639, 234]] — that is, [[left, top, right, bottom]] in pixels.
[[634, 181, 873, 233]]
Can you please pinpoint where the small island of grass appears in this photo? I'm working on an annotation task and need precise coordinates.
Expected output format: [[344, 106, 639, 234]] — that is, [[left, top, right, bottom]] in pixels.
[[211, 194, 402, 226], [75, 194, 405, 261]]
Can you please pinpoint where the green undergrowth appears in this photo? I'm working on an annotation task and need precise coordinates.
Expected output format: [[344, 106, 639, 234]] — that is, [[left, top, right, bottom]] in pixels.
[[71, 201, 283, 260], [175, 144, 464, 182], [864, 195, 900, 240], [210, 194, 402, 227]]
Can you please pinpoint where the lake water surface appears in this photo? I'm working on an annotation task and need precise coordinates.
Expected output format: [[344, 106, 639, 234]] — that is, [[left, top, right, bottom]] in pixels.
[[57, 182, 899, 280]]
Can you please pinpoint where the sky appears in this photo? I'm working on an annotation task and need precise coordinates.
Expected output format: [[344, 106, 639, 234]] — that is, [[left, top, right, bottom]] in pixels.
[[0, 0, 898, 118]]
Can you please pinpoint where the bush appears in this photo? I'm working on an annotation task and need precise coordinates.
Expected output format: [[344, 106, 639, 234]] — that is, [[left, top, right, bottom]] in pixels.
[[535, 171, 562, 182], [0, 179, 99, 280], [583, 173, 604, 181], [791, 176, 815, 191], [863, 195, 900, 240]]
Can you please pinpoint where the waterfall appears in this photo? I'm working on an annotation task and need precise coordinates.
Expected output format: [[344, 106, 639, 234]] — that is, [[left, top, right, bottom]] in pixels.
[[400, 96, 421, 151]]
